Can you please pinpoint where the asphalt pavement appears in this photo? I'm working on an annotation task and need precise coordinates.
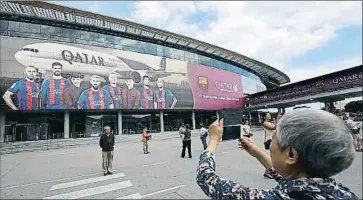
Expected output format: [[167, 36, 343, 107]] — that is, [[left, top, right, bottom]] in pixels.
[[1, 131, 362, 199]]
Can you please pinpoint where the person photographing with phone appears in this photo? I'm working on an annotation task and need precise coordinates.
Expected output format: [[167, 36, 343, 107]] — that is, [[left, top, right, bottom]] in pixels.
[[262, 112, 282, 179], [196, 109, 358, 200]]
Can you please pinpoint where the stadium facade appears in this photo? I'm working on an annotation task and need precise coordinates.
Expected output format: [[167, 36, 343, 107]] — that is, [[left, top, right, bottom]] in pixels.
[[0, 1, 290, 142]]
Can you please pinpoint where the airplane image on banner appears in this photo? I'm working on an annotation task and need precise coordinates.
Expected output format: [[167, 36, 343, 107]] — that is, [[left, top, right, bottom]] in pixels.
[[14, 42, 185, 83]]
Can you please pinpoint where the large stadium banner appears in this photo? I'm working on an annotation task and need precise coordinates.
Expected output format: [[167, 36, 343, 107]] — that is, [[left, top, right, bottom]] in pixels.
[[0, 36, 245, 110], [187, 64, 244, 110]]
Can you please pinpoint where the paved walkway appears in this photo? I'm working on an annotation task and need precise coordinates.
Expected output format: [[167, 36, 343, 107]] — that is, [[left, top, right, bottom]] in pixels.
[[1, 130, 361, 199]]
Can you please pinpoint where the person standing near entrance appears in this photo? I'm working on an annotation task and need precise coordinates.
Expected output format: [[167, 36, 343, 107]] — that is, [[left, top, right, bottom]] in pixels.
[[179, 123, 186, 143], [242, 120, 252, 138], [199, 123, 208, 150], [141, 127, 150, 154], [181, 124, 192, 158], [99, 125, 115, 176]]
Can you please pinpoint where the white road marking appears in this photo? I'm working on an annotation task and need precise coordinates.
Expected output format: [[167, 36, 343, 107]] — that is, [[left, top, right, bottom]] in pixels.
[[43, 180, 133, 199], [117, 193, 142, 199], [216, 152, 228, 155], [141, 162, 166, 167], [49, 173, 126, 191], [0, 170, 120, 190], [141, 185, 186, 198]]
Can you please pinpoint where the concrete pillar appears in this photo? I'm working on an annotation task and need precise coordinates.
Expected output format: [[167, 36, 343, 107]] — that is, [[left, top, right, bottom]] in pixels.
[[160, 111, 164, 133], [248, 111, 252, 126], [216, 111, 220, 120], [192, 110, 196, 130], [64, 111, 70, 139], [117, 111, 122, 135], [71, 122, 75, 138], [0, 111, 5, 143], [324, 101, 336, 113]]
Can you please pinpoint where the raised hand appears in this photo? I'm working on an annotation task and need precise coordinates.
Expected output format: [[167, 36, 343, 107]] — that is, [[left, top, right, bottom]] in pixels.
[[208, 119, 224, 142], [238, 137, 264, 158]]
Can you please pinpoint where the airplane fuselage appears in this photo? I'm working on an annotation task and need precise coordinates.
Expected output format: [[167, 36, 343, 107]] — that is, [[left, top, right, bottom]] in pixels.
[[14, 43, 134, 77], [13, 42, 182, 83]]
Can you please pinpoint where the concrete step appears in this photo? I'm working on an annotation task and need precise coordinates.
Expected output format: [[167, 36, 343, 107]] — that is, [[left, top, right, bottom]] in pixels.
[[1, 128, 248, 155], [0, 131, 185, 155]]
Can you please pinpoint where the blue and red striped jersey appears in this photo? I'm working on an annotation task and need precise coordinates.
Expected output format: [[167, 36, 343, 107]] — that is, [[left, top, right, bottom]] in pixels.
[[102, 85, 122, 109], [40, 78, 71, 109], [155, 89, 174, 109], [77, 88, 113, 109], [7, 79, 39, 110], [138, 86, 155, 109]]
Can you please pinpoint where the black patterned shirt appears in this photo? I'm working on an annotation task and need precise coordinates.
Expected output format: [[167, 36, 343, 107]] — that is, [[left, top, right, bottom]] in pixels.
[[196, 151, 358, 200]]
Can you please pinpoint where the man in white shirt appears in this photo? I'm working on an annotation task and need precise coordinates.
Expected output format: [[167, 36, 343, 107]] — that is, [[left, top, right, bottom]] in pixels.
[[346, 114, 361, 152], [199, 123, 208, 150]]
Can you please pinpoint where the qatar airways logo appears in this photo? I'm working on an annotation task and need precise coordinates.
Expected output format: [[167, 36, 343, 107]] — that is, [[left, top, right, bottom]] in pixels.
[[50, 88, 64, 94], [215, 81, 239, 93], [332, 72, 362, 84], [27, 92, 38, 98], [92, 100, 105, 106]]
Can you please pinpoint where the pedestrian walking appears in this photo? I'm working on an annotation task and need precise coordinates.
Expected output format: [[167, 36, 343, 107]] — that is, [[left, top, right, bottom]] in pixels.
[[199, 123, 208, 150], [99, 125, 115, 176], [142, 127, 150, 154], [181, 124, 192, 158]]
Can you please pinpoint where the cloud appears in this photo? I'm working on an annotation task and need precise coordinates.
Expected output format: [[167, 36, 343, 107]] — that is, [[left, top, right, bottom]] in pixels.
[[87, 1, 101, 13], [127, 1, 362, 72], [129, 1, 197, 29]]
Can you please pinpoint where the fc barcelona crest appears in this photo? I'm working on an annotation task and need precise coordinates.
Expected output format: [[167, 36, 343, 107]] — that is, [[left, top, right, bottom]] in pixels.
[[198, 76, 208, 90], [316, 80, 325, 89]]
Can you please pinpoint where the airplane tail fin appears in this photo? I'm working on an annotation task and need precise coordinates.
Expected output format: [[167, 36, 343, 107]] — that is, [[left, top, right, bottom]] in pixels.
[[155, 57, 166, 71]]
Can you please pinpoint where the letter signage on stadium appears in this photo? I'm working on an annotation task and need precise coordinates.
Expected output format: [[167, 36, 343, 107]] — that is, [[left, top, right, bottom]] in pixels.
[[61, 50, 105, 66], [248, 68, 362, 105], [331, 73, 362, 85], [215, 82, 238, 93]]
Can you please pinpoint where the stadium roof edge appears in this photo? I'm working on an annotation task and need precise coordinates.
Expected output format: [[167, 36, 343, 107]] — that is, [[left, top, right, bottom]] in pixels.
[[3, 0, 290, 86]]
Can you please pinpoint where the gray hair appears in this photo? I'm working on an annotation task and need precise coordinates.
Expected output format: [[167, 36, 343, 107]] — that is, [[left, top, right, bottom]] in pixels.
[[276, 108, 355, 178]]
